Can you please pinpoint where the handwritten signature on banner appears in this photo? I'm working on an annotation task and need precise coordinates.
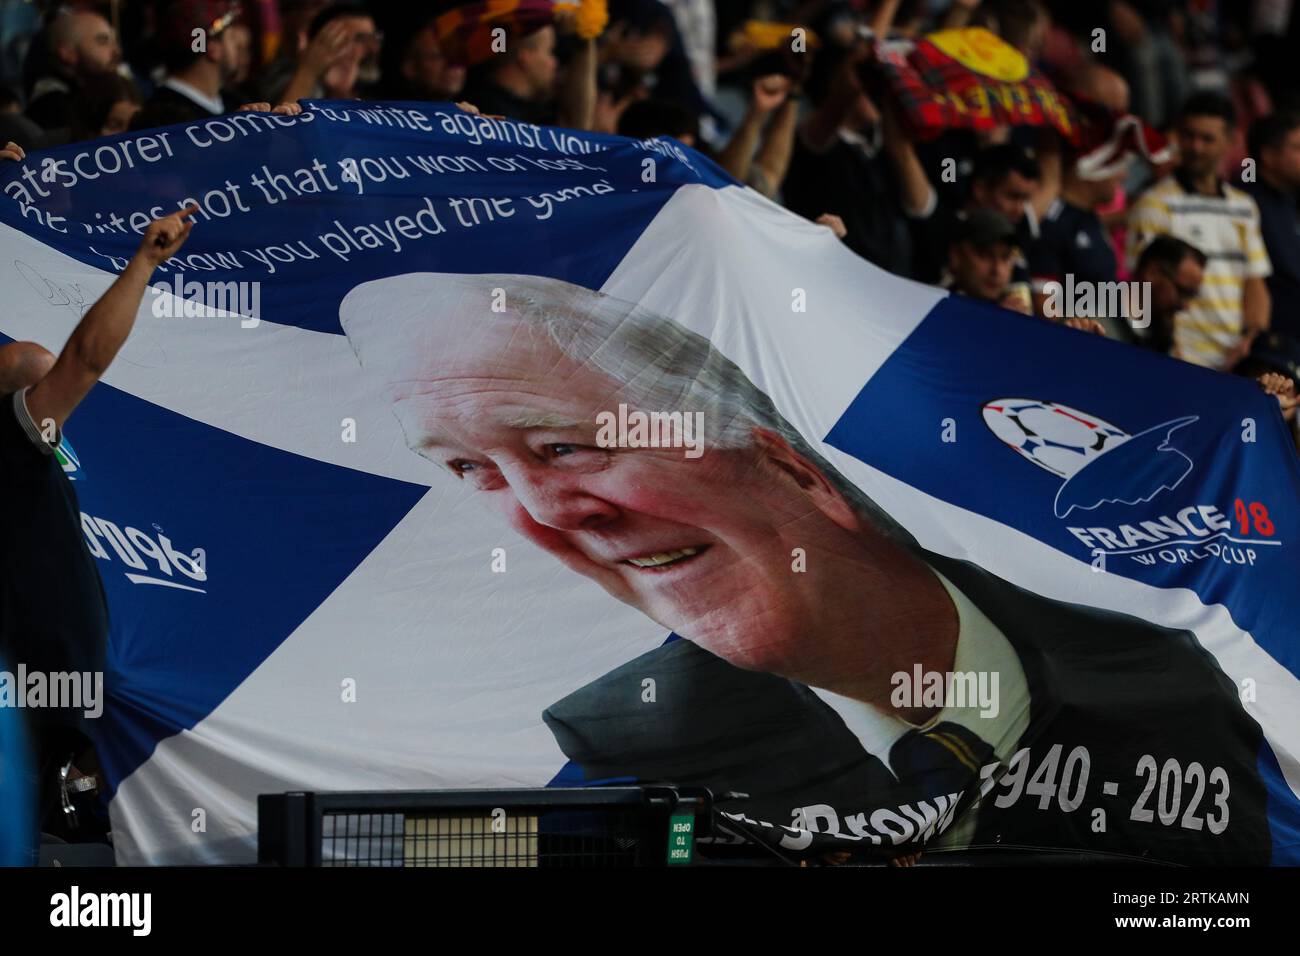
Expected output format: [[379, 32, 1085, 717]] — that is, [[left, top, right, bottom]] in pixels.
[[15, 259, 91, 317], [12, 259, 168, 368]]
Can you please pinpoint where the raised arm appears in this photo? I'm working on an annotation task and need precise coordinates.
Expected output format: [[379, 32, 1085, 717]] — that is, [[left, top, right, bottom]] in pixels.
[[939, 0, 981, 31], [869, 0, 902, 36], [25, 207, 197, 433], [719, 75, 792, 188], [801, 43, 871, 154], [557, 37, 598, 131], [279, 19, 352, 104], [750, 93, 800, 198], [880, 95, 936, 216]]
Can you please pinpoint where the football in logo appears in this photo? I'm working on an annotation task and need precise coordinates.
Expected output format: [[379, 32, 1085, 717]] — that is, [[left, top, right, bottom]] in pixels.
[[982, 398, 1198, 518], [982, 399, 1128, 478]]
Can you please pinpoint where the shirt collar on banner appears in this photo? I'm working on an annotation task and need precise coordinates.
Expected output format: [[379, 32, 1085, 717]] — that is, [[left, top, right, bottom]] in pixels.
[[813, 566, 1031, 781]]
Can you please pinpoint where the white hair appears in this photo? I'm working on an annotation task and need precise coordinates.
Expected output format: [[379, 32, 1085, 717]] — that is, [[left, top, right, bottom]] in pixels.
[[339, 272, 902, 537]]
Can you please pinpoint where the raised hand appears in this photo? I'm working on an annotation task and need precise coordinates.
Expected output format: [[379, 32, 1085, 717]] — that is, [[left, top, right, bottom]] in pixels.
[[136, 206, 198, 268]]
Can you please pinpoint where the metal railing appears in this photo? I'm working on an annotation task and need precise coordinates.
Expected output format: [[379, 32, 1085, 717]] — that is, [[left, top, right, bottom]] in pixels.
[[257, 786, 711, 867]]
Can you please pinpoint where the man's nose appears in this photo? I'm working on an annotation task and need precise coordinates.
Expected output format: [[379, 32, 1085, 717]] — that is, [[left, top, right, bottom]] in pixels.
[[505, 465, 619, 531]]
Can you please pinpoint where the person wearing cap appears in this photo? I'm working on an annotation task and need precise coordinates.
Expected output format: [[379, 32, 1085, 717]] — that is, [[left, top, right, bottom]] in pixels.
[[130, 1, 245, 131], [944, 208, 1030, 314], [883, 106, 1050, 293]]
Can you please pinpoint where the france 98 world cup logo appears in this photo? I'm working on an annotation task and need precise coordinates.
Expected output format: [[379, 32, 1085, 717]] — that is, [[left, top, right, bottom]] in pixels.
[[981, 398, 1198, 520]]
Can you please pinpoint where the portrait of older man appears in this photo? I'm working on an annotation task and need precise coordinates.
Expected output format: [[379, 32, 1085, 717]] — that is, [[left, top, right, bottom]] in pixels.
[[339, 272, 1270, 864]]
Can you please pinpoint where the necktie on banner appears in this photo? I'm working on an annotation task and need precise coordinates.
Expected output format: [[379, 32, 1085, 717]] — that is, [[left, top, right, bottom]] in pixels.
[[890, 721, 997, 791]]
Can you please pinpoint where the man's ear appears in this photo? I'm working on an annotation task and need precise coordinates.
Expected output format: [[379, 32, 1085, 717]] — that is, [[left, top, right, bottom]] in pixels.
[[751, 426, 861, 533]]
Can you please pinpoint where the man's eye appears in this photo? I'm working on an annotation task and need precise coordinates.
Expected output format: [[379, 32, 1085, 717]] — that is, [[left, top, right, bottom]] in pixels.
[[548, 443, 579, 457], [448, 459, 478, 475]]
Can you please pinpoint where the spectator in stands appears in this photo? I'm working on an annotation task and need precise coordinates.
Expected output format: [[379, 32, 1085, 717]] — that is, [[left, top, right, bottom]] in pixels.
[[262, 11, 353, 104], [220, 17, 259, 105], [130, 1, 244, 130], [782, 41, 913, 274], [660, 0, 716, 103], [979, 0, 1050, 59], [599, 0, 702, 130], [0, 183, 196, 838], [1131, 235, 1208, 356], [617, 97, 698, 146], [391, 19, 467, 103], [1094, 0, 1190, 130], [304, 2, 383, 101], [899, 139, 1045, 303], [69, 73, 142, 143], [1241, 112, 1300, 347], [257, 4, 380, 105], [1127, 93, 1271, 370], [254, 0, 333, 103], [945, 208, 1032, 314], [25, 8, 121, 132], [715, 73, 798, 199], [463, 22, 561, 127], [1028, 148, 1127, 334]]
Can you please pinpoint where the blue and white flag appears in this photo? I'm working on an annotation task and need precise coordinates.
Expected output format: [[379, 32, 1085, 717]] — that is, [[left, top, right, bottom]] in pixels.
[[2, 101, 1297, 864]]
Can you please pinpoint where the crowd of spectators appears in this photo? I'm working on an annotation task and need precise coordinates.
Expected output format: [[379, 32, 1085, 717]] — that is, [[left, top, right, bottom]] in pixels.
[[1, 1, 1298, 437]]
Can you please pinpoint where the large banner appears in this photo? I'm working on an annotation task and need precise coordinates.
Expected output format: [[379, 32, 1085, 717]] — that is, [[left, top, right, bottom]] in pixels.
[[1, 102, 1297, 865]]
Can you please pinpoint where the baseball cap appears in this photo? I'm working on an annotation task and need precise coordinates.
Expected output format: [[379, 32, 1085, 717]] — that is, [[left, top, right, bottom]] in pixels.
[[159, 1, 242, 51], [952, 209, 1018, 249]]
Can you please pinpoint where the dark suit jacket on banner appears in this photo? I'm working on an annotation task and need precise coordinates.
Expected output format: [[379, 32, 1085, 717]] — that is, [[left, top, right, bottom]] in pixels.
[[543, 550, 1270, 865]]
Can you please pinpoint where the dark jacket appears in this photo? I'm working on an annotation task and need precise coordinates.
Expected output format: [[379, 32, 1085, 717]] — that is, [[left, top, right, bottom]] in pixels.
[[543, 548, 1271, 864]]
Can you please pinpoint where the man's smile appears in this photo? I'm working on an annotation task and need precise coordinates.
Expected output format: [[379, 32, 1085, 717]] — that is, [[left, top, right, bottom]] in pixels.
[[620, 544, 711, 571]]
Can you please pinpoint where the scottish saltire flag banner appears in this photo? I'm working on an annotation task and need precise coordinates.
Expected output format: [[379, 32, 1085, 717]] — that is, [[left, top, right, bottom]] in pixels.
[[2, 101, 1298, 865]]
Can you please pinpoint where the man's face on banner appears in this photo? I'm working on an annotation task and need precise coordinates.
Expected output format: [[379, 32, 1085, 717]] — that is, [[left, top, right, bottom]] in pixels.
[[388, 316, 859, 676]]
